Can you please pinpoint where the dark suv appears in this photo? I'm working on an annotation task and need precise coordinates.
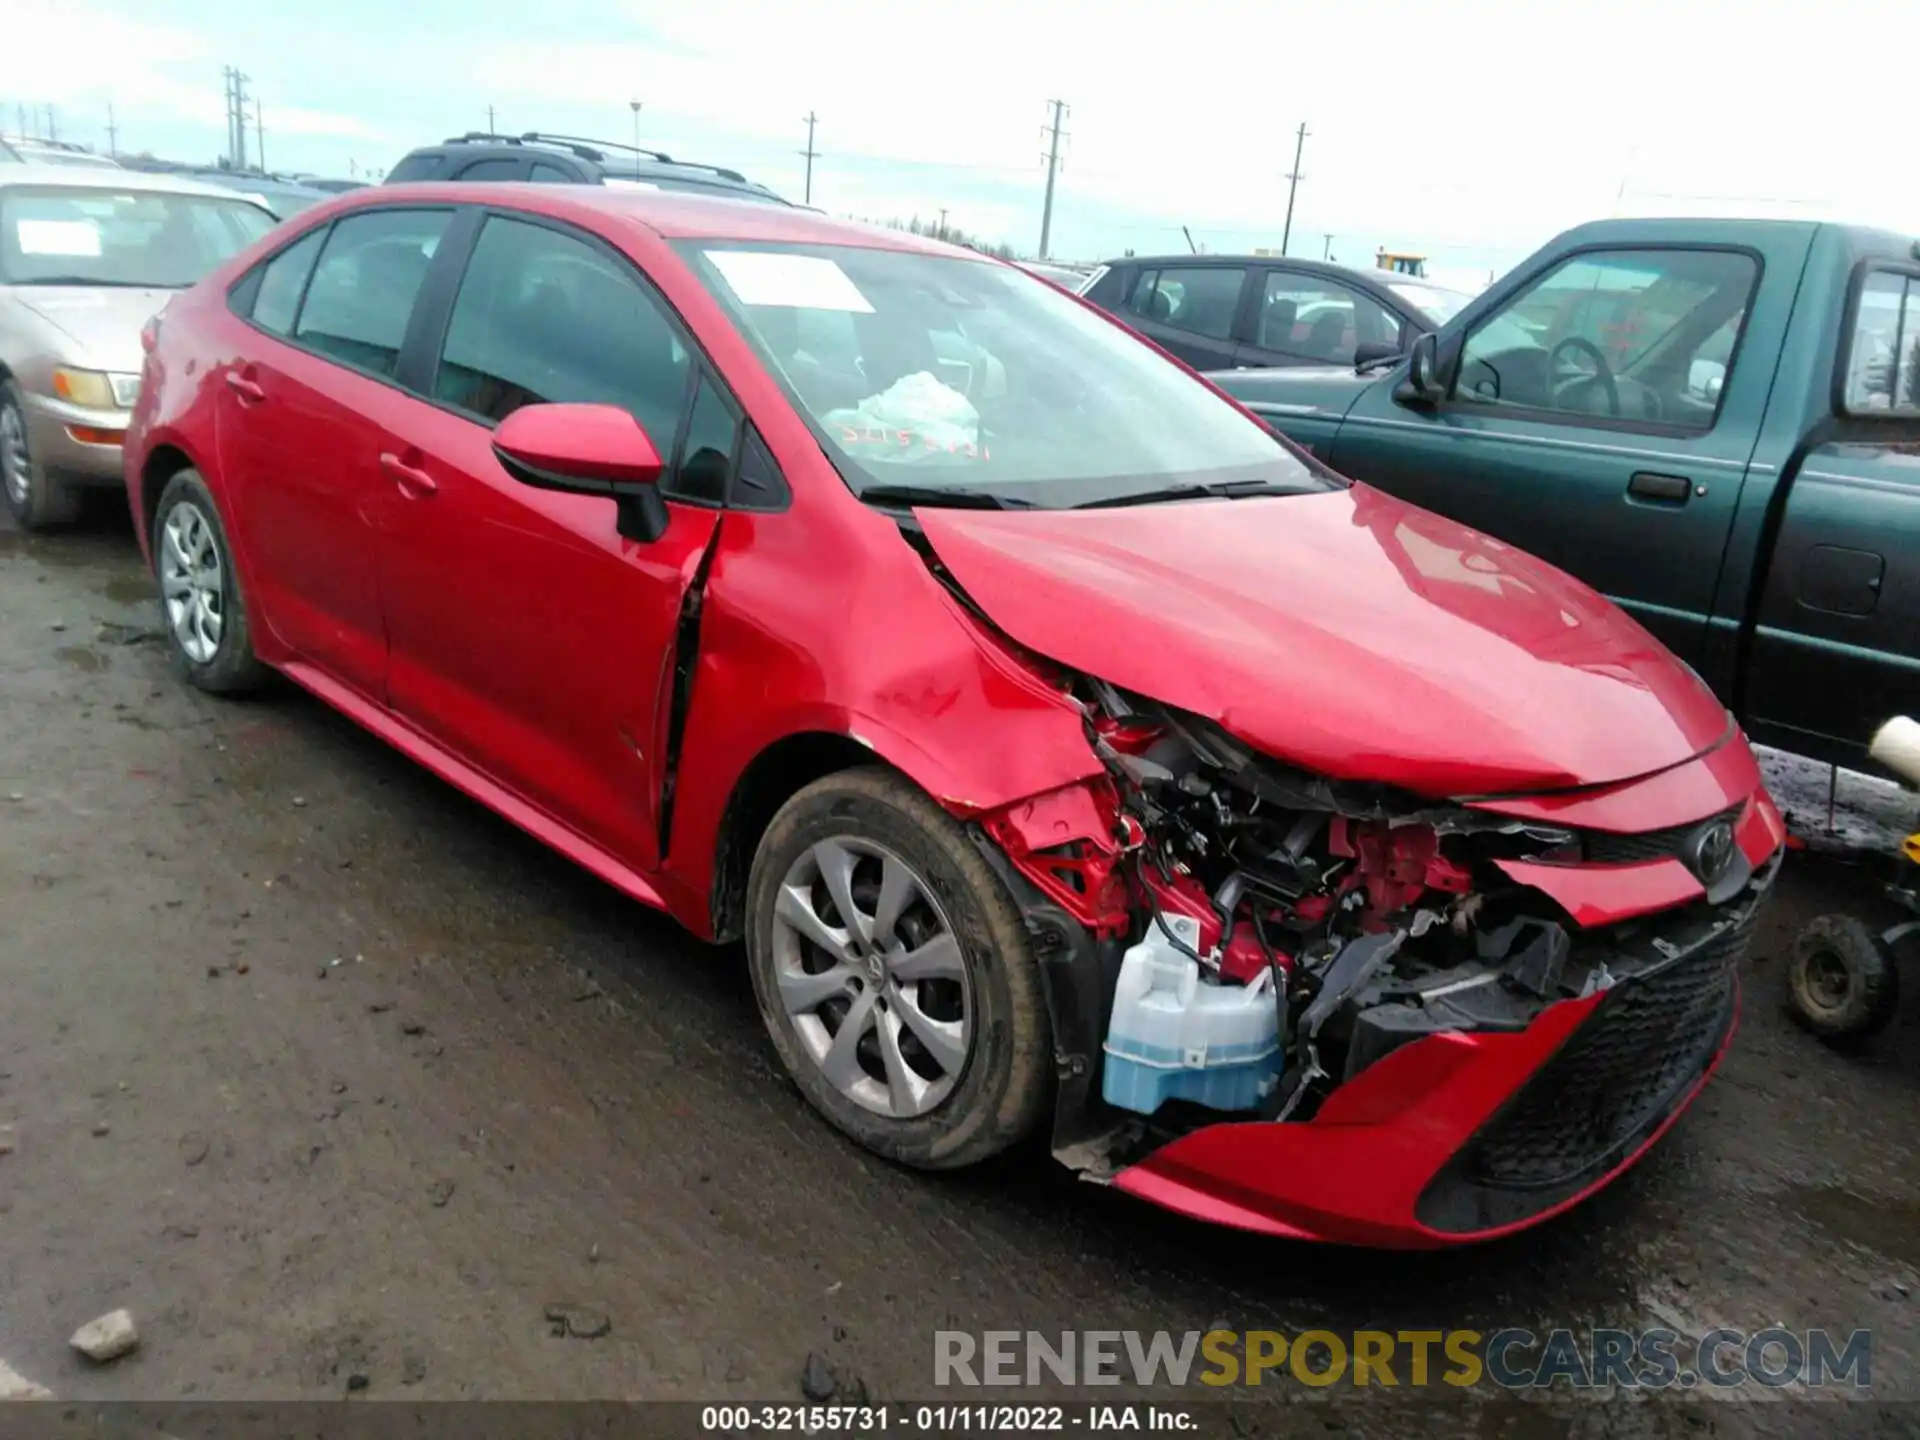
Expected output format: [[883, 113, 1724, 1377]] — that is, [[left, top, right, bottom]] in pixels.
[[386, 133, 789, 206]]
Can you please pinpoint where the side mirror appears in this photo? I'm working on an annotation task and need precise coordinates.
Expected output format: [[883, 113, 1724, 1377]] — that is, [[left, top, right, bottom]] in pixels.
[[1395, 332, 1443, 408], [492, 402, 669, 543], [1353, 339, 1403, 368]]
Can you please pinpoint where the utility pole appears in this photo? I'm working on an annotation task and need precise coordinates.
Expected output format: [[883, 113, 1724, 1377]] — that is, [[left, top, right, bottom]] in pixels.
[[44, 105, 58, 142], [488, 104, 496, 132], [799, 111, 819, 205], [1280, 122, 1308, 257], [255, 97, 266, 173], [1322, 233, 1333, 260], [937, 207, 949, 241], [629, 100, 643, 175], [222, 67, 251, 170], [16, 103, 27, 139], [1038, 98, 1068, 261], [106, 102, 118, 157]]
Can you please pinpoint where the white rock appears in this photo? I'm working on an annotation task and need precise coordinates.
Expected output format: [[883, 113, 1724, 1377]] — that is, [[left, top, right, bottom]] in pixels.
[[70, 1310, 139, 1363]]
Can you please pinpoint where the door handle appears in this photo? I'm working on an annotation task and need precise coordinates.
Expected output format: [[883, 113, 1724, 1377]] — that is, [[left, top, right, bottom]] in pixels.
[[224, 370, 265, 404], [379, 451, 437, 498], [1627, 471, 1692, 505]]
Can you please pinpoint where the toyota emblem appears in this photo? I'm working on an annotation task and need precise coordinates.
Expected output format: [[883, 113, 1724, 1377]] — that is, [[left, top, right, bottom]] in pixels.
[[1688, 819, 1738, 884]]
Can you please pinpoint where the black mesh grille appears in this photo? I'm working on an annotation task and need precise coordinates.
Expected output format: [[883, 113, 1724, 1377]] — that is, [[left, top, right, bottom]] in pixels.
[[1456, 908, 1752, 1195], [1583, 805, 1742, 865]]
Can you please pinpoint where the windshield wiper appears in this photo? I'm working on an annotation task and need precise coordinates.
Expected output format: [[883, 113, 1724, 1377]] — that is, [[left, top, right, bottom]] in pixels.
[[12, 276, 177, 288], [1073, 478, 1309, 510], [856, 483, 1036, 511]]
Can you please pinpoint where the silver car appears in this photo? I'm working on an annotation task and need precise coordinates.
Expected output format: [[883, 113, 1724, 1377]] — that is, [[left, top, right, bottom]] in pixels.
[[1, 166, 276, 528]]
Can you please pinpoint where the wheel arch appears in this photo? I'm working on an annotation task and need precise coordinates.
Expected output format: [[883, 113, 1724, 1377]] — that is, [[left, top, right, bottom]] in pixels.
[[137, 442, 202, 551], [708, 730, 894, 943]]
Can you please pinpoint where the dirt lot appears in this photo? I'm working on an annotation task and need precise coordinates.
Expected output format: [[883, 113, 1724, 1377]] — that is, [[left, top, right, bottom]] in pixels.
[[2, 503, 1917, 1434]]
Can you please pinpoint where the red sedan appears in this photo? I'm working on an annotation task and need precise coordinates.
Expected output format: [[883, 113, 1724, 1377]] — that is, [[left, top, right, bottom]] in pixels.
[[124, 184, 1784, 1247]]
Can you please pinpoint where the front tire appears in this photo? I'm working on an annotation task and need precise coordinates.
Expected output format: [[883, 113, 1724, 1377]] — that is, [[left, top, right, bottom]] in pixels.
[[152, 470, 268, 695], [745, 767, 1052, 1170], [1787, 914, 1899, 1045], [2, 380, 82, 531]]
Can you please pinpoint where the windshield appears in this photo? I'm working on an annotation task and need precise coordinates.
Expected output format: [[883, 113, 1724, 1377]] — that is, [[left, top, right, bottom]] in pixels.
[[679, 241, 1327, 508], [1386, 281, 1471, 324], [0, 185, 275, 286]]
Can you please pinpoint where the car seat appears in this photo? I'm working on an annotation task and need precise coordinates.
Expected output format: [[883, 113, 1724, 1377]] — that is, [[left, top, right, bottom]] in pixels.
[[1305, 310, 1349, 361]]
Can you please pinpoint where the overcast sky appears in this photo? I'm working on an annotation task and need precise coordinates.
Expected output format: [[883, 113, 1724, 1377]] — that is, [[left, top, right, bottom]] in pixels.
[[5, 0, 1913, 282]]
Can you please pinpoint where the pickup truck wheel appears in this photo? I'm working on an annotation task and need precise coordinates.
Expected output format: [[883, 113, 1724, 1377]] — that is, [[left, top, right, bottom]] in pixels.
[[745, 767, 1052, 1170], [1787, 914, 1898, 1046], [2, 381, 82, 531], [152, 470, 268, 695]]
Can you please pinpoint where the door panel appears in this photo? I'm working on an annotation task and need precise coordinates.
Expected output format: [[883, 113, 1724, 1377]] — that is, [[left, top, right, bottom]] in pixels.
[[375, 211, 723, 869], [1328, 247, 1775, 667], [375, 404, 718, 869], [218, 209, 453, 698]]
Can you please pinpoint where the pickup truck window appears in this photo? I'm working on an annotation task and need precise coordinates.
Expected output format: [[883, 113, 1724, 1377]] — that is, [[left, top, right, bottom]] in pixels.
[[1454, 248, 1758, 432], [1841, 270, 1920, 416]]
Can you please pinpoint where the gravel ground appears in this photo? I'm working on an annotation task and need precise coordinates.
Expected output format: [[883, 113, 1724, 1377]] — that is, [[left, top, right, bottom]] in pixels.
[[1, 503, 1916, 1437]]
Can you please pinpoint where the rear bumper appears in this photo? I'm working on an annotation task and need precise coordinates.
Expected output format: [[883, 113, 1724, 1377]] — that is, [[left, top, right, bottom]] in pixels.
[[1109, 846, 1778, 1249], [23, 390, 130, 485]]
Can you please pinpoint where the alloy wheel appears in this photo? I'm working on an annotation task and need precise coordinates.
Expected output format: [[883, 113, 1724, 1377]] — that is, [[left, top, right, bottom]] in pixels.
[[769, 837, 973, 1118], [0, 401, 30, 508], [159, 500, 226, 664]]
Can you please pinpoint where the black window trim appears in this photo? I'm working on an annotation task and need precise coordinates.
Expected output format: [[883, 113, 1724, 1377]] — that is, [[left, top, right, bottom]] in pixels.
[[404, 204, 790, 513], [226, 203, 468, 399], [1832, 258, 1920, 422], [1439, 240, 1767, 441]]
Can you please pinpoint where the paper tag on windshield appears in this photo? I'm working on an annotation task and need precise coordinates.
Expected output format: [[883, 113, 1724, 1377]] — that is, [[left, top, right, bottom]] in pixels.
[[16, 219, 102, 257], [705, 251, 873, 313]]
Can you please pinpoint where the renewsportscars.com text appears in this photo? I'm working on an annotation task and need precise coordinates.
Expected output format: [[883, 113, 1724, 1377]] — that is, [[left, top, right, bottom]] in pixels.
[[934, 1328, 1872, 1390]]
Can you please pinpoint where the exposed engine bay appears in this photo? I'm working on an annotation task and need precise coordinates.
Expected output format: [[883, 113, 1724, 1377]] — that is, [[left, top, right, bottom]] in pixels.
[[975, 674, 1758, 1164]]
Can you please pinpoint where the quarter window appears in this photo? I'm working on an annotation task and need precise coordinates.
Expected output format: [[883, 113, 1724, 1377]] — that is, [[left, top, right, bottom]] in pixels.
[[1454, 248, 1758, 429], [529, 162, 575, 184], [432, 215, 691, 453], [249, 228, 325, 337], [1842, 270, 1920, 417], [676, 377, 741, 505], [1126, 267, 1245, 340], [1256, 273, 1400, 364], [293, 209, 451, 377], [454, 158, 523, 181]]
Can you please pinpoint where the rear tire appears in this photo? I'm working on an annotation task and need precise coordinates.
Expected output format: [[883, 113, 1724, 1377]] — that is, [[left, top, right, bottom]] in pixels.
[[1787, 914, 1898, 1045], [151, 470, 268, 695], [745, 767, 1052, 1170], [1, 380, 82, 531]]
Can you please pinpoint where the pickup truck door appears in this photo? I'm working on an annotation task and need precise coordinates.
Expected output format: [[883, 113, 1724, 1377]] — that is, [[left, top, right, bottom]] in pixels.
[[1326, 241, 1797, 669]]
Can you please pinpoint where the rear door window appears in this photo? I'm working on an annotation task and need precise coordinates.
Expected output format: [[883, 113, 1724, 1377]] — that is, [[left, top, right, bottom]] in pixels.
[[1842, 269, 1920, 416], [292, 209, 451, 378], [529, 162, 576, 183], [454, 158, 525, 181]]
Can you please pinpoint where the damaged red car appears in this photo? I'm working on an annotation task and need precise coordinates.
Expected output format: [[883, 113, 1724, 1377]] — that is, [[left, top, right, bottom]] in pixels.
[[125, 185, 1785, 1247]]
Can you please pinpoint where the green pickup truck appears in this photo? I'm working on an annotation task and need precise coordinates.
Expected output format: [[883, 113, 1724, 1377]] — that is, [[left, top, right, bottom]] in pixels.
[[1210, 217, 1920, 771]]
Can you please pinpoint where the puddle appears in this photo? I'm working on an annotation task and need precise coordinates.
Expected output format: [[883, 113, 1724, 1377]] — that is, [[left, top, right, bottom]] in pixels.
[[1781, 1183, 1920, 1270], [54, 646, 108, 674], [102, 574, 155, 605]]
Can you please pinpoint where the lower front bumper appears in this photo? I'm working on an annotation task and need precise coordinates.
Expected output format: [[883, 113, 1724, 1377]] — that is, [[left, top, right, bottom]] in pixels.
[[1109, 856, 1775, 1249], [24, 392, 129, 486]]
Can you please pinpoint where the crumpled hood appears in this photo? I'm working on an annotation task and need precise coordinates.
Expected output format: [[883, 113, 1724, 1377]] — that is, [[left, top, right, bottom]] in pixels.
[[12, 286, 173, 373], [917, 484, 1731, 797]]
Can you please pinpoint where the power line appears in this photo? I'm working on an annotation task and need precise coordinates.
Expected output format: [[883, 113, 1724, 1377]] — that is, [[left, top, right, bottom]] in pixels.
[[1280, 122, 1308, 257], [1038, 98, 1068, 261], [799, 111, 819, 206]]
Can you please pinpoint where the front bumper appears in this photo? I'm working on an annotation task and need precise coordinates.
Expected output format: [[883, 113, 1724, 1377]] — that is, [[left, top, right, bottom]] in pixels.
[[1108, 843, 1781, 1249], [23, 390, 131, 486]]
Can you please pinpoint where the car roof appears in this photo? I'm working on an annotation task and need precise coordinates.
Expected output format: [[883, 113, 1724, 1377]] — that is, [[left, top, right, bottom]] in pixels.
[[363, 181, 981, 258], [0, 163, 276, 206], [399, 136, 782, 197]]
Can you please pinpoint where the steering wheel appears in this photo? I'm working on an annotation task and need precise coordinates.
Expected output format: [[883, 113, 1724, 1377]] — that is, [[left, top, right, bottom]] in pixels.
[[1548, 336, 1621, 416]]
